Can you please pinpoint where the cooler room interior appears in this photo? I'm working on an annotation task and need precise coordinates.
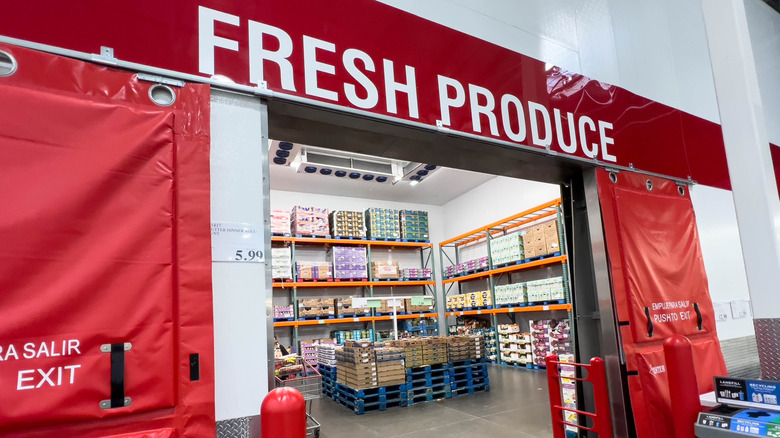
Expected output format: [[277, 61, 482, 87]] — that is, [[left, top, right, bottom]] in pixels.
[[269, 139, 574, 437]]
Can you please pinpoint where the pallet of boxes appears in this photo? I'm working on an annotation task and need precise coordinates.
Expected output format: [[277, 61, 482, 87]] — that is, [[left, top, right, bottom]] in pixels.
[[334, 341, 407, 414], [448, 336, 490, 396], [522, 219, 561, 260], [297, 298, 336, 320]]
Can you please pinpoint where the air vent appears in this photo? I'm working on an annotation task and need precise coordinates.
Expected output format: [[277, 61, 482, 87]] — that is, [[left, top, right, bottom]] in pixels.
[[306, 152, 352, 168], [351, 159, 393, 174]]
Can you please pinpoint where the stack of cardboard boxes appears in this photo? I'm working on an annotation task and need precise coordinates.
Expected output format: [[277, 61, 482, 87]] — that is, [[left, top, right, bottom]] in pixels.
[[445, 291, 492, 310], [404, 297, 435, 314], [291, 206, 329, 236], [422, 337, 449, 365], [330, 246, 368, 279], [317, 343, 339, 367], [494, 283, 527, 306], [375, 298, 404, 315], [447, 335, 486, 361], [389, 338, 424, 368], [336, 340, 378, 389], [330, 210, 366, 238], [271, 210, 291, 235], [526, 277, 565, 303], [273, 305, 294, 319], [272, 247, 293, 280], [371, 260, 400, 279], [400, 210, 429, 241], [375, 346, 406, 386], [295, 261, 332, 280], [298, 298, 336, 318], [366, 208, 400, 239], [336, 297, 371, 317], [521, 220, 560, 259], [401, 268, 432, 279], [490, 232, 524, 265], [444, 256, 489, 277]]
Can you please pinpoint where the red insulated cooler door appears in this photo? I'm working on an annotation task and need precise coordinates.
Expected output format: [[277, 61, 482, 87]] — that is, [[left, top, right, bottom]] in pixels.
[[596, 169, 727, 438], [0, 44, 214, 437]]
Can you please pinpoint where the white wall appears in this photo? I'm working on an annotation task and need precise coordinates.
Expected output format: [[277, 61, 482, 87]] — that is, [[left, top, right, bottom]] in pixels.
[[440, 177, 561, 238], [691, 185, 754, 340], [746, 0, 780, 146]]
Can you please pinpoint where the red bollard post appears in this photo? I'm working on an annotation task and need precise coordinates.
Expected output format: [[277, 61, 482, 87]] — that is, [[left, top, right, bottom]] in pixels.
[[664, 335, 701, 438], [261, 387, 307, 438]]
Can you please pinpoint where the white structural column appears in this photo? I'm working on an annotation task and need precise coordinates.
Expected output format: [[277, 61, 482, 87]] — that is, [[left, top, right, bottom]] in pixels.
[[210, 91, 269, 426], [701, 0, 780, 378]]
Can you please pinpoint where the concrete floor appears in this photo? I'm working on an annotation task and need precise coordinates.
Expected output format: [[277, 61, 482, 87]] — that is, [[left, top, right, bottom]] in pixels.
[[311, 365, 554, 437]]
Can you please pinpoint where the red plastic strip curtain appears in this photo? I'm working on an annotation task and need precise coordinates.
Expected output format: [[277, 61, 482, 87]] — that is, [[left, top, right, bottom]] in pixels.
[[596, 169, 726, 438], [0, 44, 214, 437]]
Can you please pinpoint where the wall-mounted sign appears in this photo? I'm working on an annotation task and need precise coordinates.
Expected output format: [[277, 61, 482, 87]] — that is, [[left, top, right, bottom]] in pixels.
[[211, 222, 264, 262]]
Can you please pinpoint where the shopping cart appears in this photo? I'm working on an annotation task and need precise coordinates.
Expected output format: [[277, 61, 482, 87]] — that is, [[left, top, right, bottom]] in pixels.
[[275, 357, 322, 438]]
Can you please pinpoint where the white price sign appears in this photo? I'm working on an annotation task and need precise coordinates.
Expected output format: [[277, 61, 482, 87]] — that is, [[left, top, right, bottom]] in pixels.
[[211, 222, 264, 262]]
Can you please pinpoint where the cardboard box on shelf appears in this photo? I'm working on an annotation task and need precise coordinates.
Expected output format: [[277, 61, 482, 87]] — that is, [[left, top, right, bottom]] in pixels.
[[330, 210, 366, 238], [543, 220, 559, 237], [546, 240, 560, 255], [271, 210, 291, 235], [371, 261, 400, 279], [271, 247, 293, 279], [291, 206, 330, 236], [296, 261, 332, 280], [330, 246, 368, 279]]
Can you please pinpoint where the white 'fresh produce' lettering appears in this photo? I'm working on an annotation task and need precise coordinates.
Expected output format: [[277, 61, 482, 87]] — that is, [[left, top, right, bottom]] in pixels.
[[198, 6, 618, 162]]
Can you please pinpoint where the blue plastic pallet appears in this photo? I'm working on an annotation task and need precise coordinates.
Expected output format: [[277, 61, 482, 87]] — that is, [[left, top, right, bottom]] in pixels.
[[368, 237, 403, 242], [450, 358, 487, 367], [273, 317, 296, 322], [407, 388, 452, 405], [458, 305, 493, 311], [335, 383, 406, 399], [335, 382, 406, 398], [406, 375, 449, 388], [449, 369, 489, 381], [297, 315, 336, 321], [524, 252, 562, 262], [336, 396, 407, 414], [271, 233, 292, 237], [336, 389, 408, 405], [332, 236, 364, 240], [493, 303, 528, 308], [406, 366, 450, 376], [449, 362, 488, 372], [527, 299, 567, 306], [450, 377, 490, 390], [451, 382, 491, 396], [295, 234, 332, 239], [407, 363, 451, 374], [406, 383, 451, 397]]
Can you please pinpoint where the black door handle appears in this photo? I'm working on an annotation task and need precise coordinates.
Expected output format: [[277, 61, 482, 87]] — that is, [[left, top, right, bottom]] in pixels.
[[644, 307, 654, 338], [693, 303, 703, 330]]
